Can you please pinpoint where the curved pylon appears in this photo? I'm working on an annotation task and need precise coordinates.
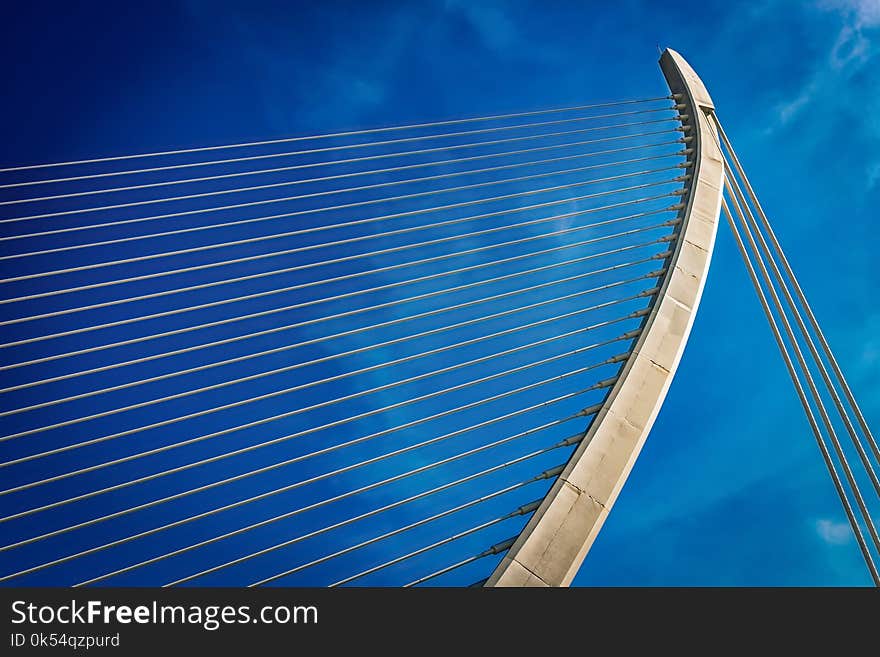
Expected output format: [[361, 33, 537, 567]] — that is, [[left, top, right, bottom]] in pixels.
[[486, 48, 724, 586]]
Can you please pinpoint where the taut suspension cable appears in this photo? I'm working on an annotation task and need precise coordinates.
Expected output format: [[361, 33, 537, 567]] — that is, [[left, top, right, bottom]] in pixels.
[[0, 93, 686, 586], [710, 112, 880, 586]]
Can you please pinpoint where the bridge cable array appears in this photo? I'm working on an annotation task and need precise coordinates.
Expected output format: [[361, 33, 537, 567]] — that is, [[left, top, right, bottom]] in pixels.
[[710, 112, 880, 586], [0, 95, 689, 585]]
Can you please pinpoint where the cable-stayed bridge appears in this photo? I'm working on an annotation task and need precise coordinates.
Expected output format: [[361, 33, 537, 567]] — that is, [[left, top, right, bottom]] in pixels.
[[0, 49, 876, 587]]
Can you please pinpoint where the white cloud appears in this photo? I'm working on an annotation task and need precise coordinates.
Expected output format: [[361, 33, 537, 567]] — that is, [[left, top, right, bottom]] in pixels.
[[830, 24, 872, 68], [452, 1, 518, 52], [863, 343, 879, 367], [815, 518, 854, 545], [774, 81, 819, 126], [769, 4, 879, 131], [868, 161, 880, 188], [818, 0, 880, 27], [856, 313, 880, 370]]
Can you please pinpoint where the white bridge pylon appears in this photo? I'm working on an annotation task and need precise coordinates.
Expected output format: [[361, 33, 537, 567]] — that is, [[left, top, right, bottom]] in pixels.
[[490, 48, 880, 587], [487, 49, 724, 587]]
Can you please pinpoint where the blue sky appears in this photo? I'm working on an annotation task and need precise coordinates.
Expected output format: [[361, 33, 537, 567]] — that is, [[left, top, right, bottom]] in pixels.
[[0, 0, 878, 585]]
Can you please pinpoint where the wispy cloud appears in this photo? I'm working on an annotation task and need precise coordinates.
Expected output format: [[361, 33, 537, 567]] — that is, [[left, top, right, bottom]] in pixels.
[[444, 0, 519, 53], [829, 24, 873, 69], [774, 80, 819, 126], [769, 2, 878, 128], [819, 0, 880, 28], [868, 161, 880, 188], [815, 518, 854, 545], [856, 313, 880, 374], [764, 2, 880, 191], [862, 342, 879, 368]]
